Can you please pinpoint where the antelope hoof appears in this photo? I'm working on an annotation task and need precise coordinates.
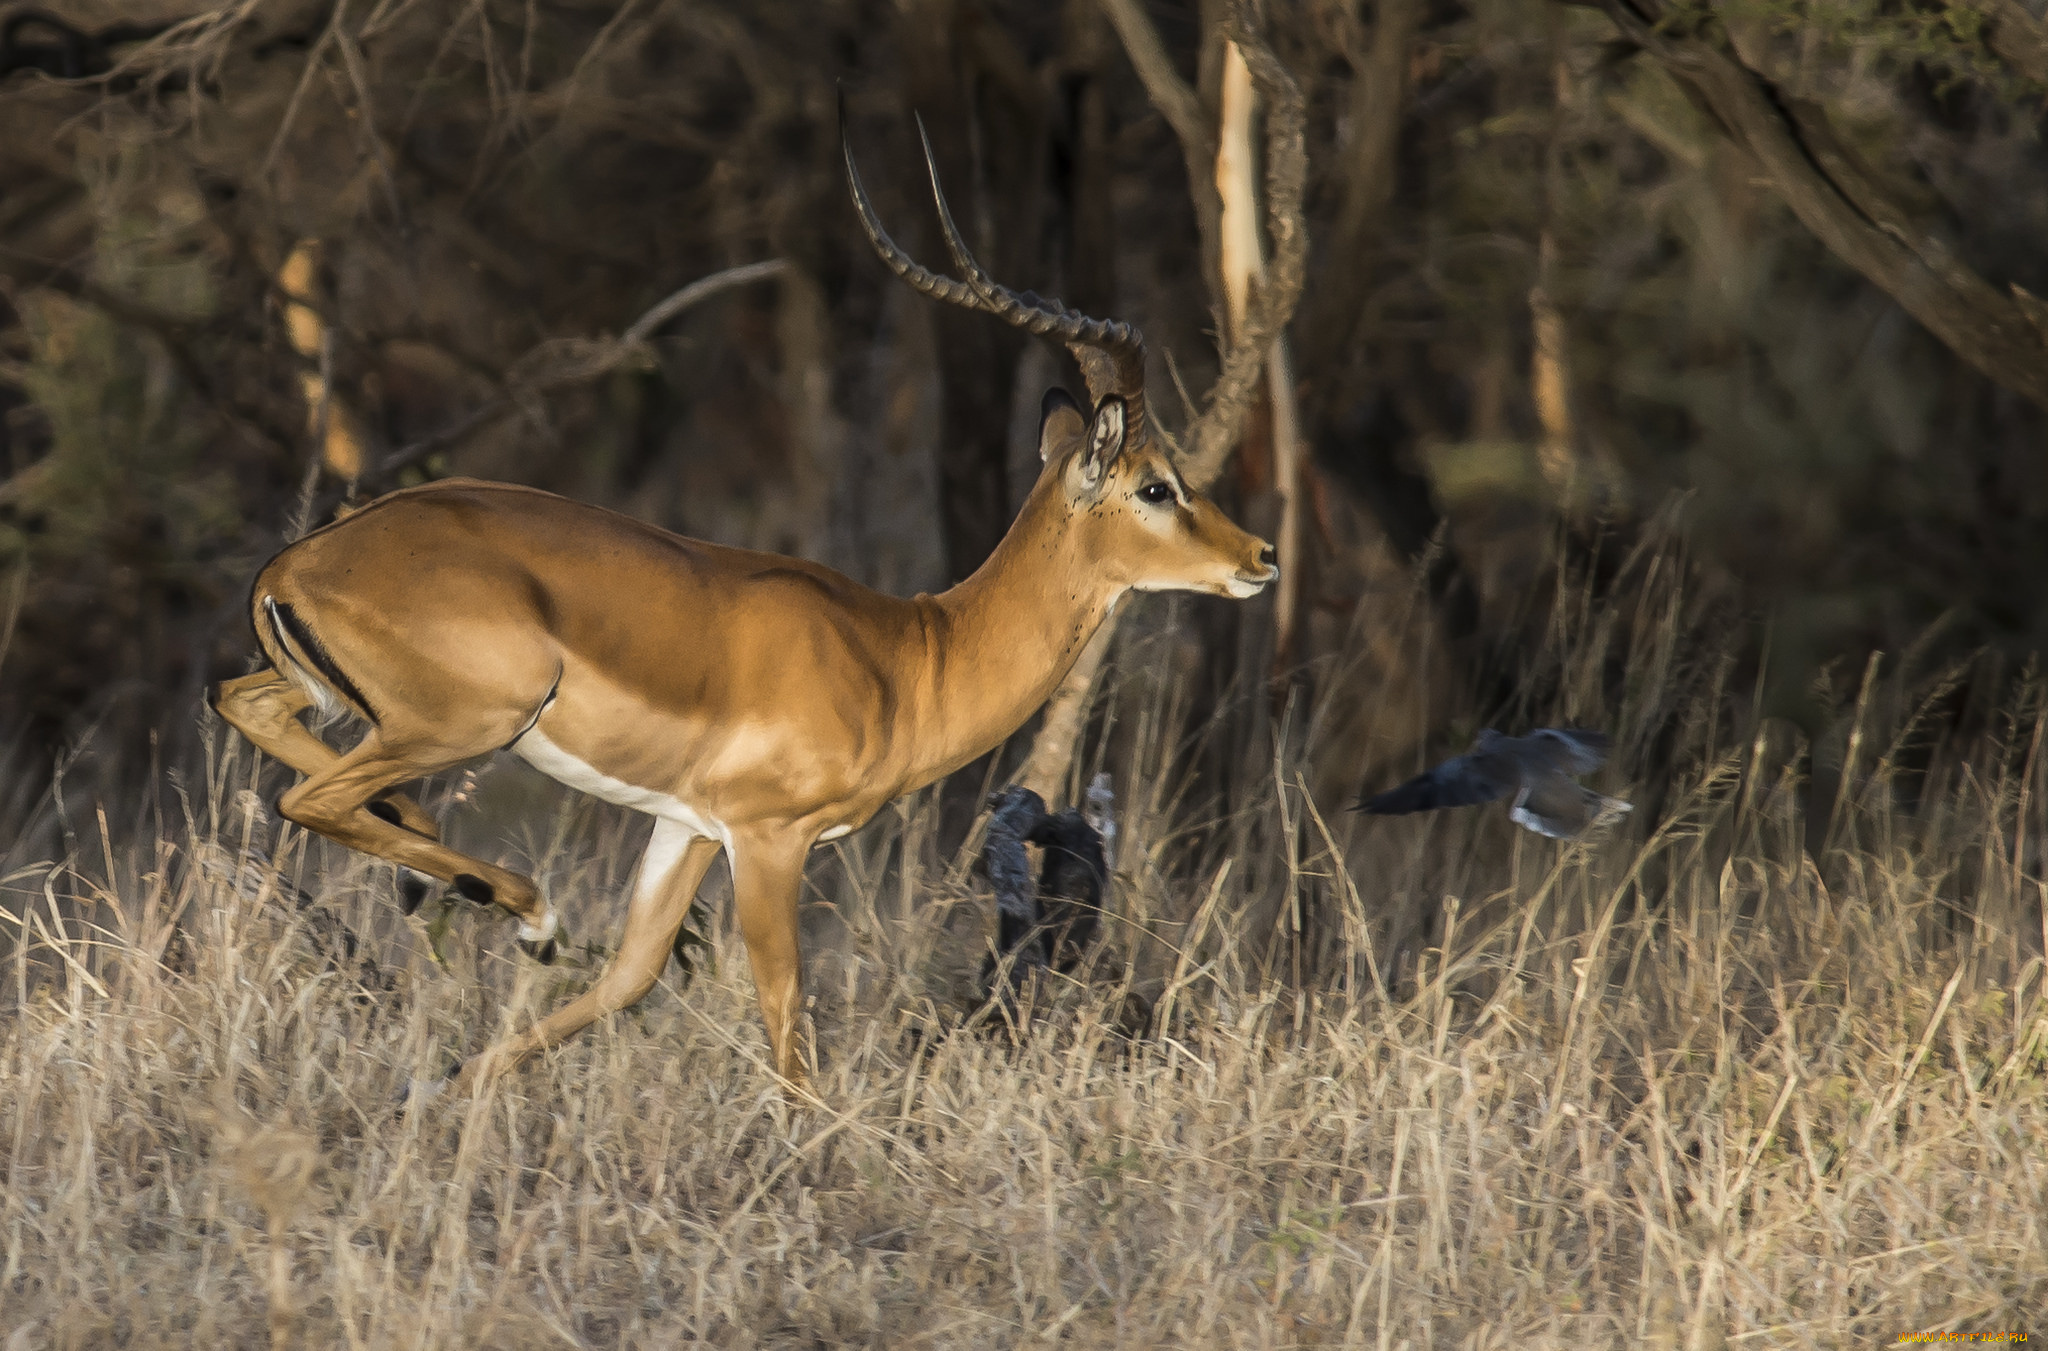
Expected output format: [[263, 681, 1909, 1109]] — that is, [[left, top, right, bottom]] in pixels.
[[399, 871, 433, 915], [517, 908, 560, 964], [671, 920, 710, 980]]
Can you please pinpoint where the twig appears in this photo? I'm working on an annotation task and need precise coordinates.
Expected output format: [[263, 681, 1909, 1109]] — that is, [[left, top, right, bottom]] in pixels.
[[262, 0, 347, 180], [1101, 0, 1225, 317], [369, 258, 790, 486], [619, 260, 790, 346], [1098, 0, 1212, 160]]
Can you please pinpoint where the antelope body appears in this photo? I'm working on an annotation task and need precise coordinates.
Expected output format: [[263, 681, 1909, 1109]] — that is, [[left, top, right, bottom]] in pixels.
[[213, 133, 1276, 1092]]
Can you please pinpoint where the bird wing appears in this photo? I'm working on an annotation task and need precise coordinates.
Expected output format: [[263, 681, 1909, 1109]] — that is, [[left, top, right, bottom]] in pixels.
[[987, 785, 1049, 834], [1524, 728, 1610, 775], [1509, 778, 1634, 838], [1354, 744, 1521, 814], [983, 787, 1045, 928]]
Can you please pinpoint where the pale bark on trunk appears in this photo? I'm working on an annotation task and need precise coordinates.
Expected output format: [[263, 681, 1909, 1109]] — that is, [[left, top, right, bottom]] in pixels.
[[1216, 42, 1303, 671], [278, 240, 367, 482], [1016, 14, 1307, 802]]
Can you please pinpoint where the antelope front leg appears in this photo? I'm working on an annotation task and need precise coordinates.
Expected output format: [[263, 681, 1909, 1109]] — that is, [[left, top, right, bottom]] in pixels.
[[455, 822, 722, 1093], [728, 830, 810, 1088]]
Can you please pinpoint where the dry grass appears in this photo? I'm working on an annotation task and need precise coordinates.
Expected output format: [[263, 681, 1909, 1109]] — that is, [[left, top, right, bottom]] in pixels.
[[4, 572, 2047, 1348]]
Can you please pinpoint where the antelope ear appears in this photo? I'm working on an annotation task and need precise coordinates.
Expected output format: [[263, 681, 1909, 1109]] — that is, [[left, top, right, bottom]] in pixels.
[[1037, 387, 1085, 463], [1078, 395, 1127, 487]]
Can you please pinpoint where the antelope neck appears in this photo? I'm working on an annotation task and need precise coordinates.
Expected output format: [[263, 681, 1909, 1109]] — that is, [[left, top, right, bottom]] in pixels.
[[902, 481, 1121, 786]]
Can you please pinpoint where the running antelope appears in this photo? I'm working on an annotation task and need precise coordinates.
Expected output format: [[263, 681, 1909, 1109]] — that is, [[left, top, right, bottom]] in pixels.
[[212, 133, 1277, 1093]]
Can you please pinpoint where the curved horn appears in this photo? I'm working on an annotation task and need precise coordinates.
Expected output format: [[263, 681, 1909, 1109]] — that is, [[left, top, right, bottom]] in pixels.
[[911, 119, 1148, 445], [914, 119, 1137, 353], [842, 112, 1149, 447], [842, 124, 991, 317]]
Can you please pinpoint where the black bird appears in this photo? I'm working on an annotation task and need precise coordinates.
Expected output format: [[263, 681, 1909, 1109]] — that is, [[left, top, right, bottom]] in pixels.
[[1353, 728, 1631, 838], [981, 785, 1108, 990]]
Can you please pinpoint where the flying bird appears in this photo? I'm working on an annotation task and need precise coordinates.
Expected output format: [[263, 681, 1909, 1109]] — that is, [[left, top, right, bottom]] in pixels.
[[1353, 728, 1632, 839], [980, 785, 1108, 993]]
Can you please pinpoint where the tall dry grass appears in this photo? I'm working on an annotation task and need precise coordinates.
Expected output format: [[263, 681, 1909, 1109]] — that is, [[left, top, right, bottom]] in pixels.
[[3, 546, 2045, 1347]]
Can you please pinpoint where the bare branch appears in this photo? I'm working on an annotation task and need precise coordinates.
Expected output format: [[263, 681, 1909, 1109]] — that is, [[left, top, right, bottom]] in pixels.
[[262, 0, 347, 180], [1100, 0, 1224, 313], [1098, 0, 1212, 160], [371, 258, 790, 486], [1214, 39, 1305, 664], [1602, 0, 2048, 411], [1015, 617, 1116, 803]]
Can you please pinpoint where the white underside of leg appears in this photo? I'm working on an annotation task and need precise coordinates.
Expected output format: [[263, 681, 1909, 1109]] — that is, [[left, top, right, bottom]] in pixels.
[[518, 908, 559, 943], [636, 818, 709, 902]]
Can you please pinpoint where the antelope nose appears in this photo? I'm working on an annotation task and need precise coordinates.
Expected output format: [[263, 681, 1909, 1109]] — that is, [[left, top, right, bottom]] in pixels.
[[1259, 545, 1277, 569]]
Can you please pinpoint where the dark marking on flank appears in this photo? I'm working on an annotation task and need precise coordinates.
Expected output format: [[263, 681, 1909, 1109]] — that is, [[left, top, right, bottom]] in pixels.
[[524, 571, 561, 632], [367, 800, 402, 826], [453, 873, 495, 906], [267, 598, 380, 724], [503, 667, 563, 750]]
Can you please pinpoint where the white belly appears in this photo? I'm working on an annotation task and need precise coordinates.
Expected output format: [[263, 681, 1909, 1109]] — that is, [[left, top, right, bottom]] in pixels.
[[512, 727, 726, 842]]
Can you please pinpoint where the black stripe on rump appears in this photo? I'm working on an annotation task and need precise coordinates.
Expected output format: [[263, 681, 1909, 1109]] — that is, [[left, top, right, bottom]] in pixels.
[[266, 598, 380, 725]]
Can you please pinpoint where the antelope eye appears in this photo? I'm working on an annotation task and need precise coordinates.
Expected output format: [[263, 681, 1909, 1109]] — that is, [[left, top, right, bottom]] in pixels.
[[1138, 481, 1176, 506]]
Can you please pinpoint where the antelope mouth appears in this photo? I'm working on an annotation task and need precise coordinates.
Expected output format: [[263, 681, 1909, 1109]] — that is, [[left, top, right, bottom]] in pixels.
[[1225, 563, 1279, 598]]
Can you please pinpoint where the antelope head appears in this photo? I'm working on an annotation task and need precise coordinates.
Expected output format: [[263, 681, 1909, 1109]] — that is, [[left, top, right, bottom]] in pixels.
[[844, 123, 1278, 604]]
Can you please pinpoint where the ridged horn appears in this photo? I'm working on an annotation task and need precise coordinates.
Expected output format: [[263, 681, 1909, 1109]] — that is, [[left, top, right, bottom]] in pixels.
[[842, 110, 1149, 448]]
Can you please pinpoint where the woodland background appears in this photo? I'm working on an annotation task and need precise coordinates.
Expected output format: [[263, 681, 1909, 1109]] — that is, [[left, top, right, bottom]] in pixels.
[[4, 4, 2048, 1344], [3, 0, 2047, 822]]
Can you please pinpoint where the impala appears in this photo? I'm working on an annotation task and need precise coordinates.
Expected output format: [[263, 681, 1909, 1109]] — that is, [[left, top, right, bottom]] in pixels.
[[212, 132, 1277, 1092]]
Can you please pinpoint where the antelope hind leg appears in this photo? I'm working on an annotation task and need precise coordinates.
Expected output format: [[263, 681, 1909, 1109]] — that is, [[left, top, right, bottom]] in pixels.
[[213, 669, 442, 839], [275, 730, 558, 951]]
